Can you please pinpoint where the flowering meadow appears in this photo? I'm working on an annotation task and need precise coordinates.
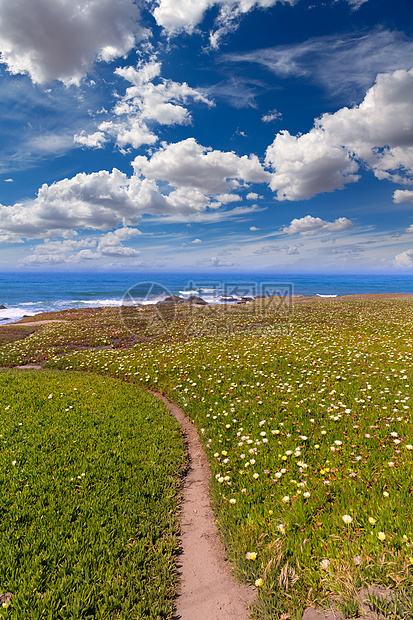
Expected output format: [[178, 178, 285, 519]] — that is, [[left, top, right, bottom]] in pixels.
[[1, 296, 413, 618], [0, 370, 185, 619]]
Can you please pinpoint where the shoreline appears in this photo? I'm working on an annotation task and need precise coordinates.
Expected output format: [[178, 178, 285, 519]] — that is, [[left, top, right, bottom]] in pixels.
[[0, 291, 411, 328]]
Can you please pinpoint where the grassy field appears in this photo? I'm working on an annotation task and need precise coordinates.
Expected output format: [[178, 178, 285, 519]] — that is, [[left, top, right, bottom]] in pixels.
[[1, 296, 413, 618], [0, 370, 185, 619]]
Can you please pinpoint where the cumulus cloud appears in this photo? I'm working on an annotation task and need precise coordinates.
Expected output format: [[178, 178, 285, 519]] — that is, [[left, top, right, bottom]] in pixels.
[[405, 225, 413, 233], [74, 131, 107, 149], [75, 60, 213, 150], [0, 169, 167, 237], [191, 238, 202, 243], [250, 226, 260, 231], [282, 215, 354, 235], [0, 137, 271, 238], [215, 193, 242, 204], [97, 227, 141, 257], [265, 67, 413, 200], [23, 227, 141, 264], [23, 237, 97, 264], [262, 109, 282, 123], [394, 190, 413, 203], [265, 129, 360, 200], [152, 0, 297, 45], [393, 249, 413, 268], [197, 256, 238, 268], [115, 61, 212, 124], [133, 137, 270, 194], [0, 0, 146, 85], [0, 234, 23, 243]]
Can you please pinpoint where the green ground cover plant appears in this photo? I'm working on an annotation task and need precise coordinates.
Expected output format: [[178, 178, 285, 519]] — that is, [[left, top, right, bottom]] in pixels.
[[45, 297, 413, 619], [1, 297, 413, 618], [0, 370, 185, 619]]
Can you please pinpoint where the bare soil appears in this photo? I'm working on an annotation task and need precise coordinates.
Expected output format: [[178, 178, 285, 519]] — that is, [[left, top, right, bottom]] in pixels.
[[153, 392, 255, 620]]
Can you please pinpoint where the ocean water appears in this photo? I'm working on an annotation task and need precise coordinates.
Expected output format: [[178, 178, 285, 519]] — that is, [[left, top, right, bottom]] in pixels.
[[1, 271, 413, 324]]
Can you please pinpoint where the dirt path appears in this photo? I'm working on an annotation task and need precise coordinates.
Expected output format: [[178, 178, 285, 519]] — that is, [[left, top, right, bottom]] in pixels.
[[10, 320, 69, 327], [153, 392, 255, 620]]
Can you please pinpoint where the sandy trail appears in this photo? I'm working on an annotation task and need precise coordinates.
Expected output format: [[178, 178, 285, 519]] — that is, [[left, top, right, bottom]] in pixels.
[[152, 392, 254, 620], [9, 320, 69, 327]]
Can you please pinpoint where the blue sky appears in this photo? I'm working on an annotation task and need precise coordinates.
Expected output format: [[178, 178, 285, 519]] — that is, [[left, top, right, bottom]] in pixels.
[[0, 0, 412, 272]]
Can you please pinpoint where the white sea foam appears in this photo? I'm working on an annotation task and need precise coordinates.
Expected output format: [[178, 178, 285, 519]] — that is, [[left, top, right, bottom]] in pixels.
[[0, 307, 37, 323], [316, 294, 338, 298], [179, 290, 201, 296], [78, 298, 123, 307]]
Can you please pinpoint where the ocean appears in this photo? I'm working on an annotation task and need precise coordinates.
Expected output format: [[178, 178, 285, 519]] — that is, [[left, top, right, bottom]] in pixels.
[[1, 271, 413, 324]]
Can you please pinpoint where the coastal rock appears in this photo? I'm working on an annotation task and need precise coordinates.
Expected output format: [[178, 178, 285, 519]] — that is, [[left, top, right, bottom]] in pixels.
[[0, 304, 6, 310], [157, 295, 185, 305], [186, 295, 207, 305]]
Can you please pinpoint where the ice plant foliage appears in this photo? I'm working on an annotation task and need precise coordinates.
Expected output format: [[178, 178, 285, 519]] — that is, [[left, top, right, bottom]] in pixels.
[[2, 296, 413, 618], [0, 370, 185, 619]]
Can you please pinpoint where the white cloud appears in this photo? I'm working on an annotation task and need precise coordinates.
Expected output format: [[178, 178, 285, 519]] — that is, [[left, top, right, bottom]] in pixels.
[[74, 131, 107, 149], [152, 0, 297, 41], [208, 77, 259, 109], [215, 193, 242, 204], [23, 228, 141, 264], [227, 30, 413, 98], [97, 227, 141, 257], [246, 192, 262, 200], [254, 244, 299, 254], [348, 0, 368, 9], [167, 187, 211, 214], [115, 61, 212, 124], [0, 138, 270, 238], [0, 234, 23, 243], [23, 237, 96, 264], [96, 119, 157, 151], [28, 132, 75, 155], [144, 204, 264, 224], [265, 129, 360, 200], [0, 169, 166, 236], [191, 238, 202, 243], [4, 178, 13, 183], [393, 249, 413, 269], [250, 226, 260, 231], [265, 67, 413, 200], [405, 225, 413, 233], [282, 215, 354, 235], [77, 60, 213, 150], [133, 137, 270, 194], [206, 256, 237, 268], [262, 109, 282, 123], [394, 190, 413, 204], [0, 0, 146, 85]]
